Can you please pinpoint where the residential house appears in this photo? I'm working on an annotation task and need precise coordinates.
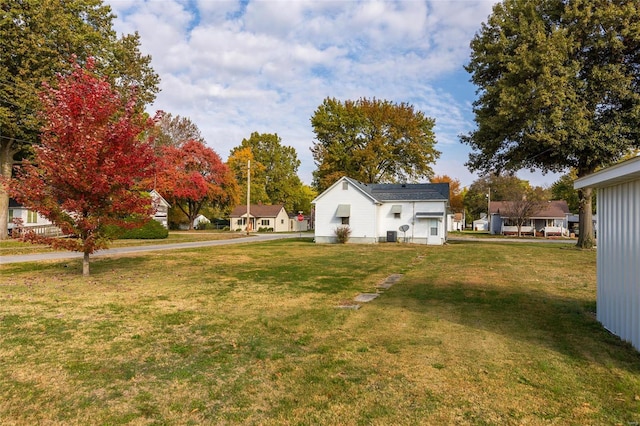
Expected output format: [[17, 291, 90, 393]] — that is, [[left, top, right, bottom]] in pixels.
[[575, 156, 640, 352], [472, 214, 489, 231], [448, 212, 464, 232], [192, 214, 210, 229], [230, 204, 289, 232], [489, 200, 571, 237], [8, 190, 171, 235], [289, 213, 310, 232], [7, 199, 58, 236], [150, 189, 171, 228], [312, 177, 449, 245], [567, 213, 598, 237]]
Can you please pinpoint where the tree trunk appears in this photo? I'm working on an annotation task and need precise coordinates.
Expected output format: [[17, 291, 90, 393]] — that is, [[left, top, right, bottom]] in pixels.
[[83, 251, 90, 276], [0, 188, 8, 241], [0, 140, 14, 241], [576, 186, 595, 249]]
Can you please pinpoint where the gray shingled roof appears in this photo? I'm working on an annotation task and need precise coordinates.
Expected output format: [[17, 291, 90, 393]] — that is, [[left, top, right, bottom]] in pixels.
[[348, 178, 449, 202]]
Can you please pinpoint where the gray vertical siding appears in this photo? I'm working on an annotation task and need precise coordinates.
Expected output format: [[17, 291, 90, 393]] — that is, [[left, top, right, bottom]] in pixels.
[[597, 180, 640, 351]]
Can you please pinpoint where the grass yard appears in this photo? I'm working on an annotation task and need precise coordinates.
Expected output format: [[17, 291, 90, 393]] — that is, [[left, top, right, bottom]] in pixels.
[[1, 239, 639, 425]]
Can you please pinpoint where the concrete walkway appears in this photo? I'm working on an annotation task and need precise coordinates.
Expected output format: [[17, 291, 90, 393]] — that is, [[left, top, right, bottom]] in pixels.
[[1, 233, 298, 265]]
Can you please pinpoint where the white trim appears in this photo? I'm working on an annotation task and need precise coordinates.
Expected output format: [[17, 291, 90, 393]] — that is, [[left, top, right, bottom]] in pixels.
[[574, 156, 640, 189], [311, 176, 378, 204]]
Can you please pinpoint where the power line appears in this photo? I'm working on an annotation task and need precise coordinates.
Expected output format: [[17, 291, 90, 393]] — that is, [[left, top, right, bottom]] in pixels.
[[0, 134, 34, 144]]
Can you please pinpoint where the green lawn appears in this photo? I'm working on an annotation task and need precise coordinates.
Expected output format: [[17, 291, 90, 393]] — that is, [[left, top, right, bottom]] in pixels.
[[1, 239, 638, 425]]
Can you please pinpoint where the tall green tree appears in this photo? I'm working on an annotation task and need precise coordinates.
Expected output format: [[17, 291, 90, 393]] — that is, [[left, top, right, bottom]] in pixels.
[[0, 0, 159, 240], [311, 97, 439, 192], [227, 146, 269, 205], [462, 0, 640, 248], [551, 171, 581, 213], [230, 132, 309, 213]]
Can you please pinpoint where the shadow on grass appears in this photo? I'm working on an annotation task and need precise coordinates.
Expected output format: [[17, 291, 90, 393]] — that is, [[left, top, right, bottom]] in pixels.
[[1, 254, 156, 277], [386, 277, 640, 373]]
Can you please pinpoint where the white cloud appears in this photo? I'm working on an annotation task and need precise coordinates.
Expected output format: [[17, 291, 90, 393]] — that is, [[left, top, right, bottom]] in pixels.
[[105, 0, 559, 188]]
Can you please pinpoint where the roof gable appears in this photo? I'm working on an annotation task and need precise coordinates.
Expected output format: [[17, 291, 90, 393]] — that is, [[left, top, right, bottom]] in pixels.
[[311, 177, 379, 204], [150, 189, 171, 208]]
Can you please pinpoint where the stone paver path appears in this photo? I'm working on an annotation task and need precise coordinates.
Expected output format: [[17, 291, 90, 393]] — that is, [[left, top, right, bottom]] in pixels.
[[337, 274, 403, 309]]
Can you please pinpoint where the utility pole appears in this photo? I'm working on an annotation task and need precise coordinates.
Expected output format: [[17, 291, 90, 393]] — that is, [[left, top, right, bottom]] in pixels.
[[486, 187, 491, 233], [246, 159, 251, 235]]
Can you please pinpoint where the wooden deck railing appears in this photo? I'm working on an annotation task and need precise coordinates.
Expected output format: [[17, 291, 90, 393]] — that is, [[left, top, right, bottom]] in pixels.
[[11, 224, 63, 238]]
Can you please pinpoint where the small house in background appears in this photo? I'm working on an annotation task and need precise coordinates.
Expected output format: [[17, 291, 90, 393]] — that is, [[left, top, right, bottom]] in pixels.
[[575, 156, 640, 352], [567, 213, 598, 237], [150, 189, 171, 229], [192, 214, 210, 229], [7, 199, 59, 237], [289, 213, 310, 232], [230, 204, 289, 232], [448, 212, 464, 232], [489, 200, 571, 237], [472, 214, 489, 231], [312, 176, 449, 245], [8, 190, 171, 235]]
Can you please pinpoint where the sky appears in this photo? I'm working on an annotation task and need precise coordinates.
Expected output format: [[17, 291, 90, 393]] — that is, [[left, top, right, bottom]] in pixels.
[[106, 0, 563, 189]]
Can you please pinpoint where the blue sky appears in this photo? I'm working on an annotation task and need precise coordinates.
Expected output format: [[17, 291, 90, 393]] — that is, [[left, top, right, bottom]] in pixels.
[[106, 0, 562, 188]]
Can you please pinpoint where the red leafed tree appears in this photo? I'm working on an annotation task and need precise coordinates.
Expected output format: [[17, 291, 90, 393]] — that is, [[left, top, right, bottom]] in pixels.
[[155, 139, 238, 229], [10, 58, 157, 275]]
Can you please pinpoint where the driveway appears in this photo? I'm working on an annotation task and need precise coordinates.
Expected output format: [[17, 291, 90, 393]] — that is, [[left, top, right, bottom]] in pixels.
[[1, 233, 298, 265]]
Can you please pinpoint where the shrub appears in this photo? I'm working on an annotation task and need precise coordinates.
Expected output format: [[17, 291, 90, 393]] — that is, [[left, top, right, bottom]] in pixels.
[[334, 226, 352, 243], [196, 221, 215, 231], [109, 219, 169, 239]]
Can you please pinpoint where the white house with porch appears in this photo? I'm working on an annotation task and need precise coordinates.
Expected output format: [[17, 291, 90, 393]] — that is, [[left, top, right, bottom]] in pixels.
[[575, 156, 640, 352], [312, 177, 449, 245], [7, 199, 58, 236], [8, 190, 171, 236]]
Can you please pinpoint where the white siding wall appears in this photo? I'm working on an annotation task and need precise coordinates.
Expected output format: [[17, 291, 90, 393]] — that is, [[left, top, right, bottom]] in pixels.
[[377, 202, 410, 242], [314, 183, 377, 243], [414, 201, 447, 245], [274, 209, 290, 232], [376, 201, 447, 245], [596, 180, 640, 351], [8, 207, 52, 229]]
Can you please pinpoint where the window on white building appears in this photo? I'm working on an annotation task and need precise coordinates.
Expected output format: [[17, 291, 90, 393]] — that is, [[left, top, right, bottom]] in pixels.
[[27, 210, 38, 223]]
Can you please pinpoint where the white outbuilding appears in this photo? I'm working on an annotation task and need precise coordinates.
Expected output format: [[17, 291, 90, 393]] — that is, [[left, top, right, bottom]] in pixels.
[[574, 156, 640, 351]]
